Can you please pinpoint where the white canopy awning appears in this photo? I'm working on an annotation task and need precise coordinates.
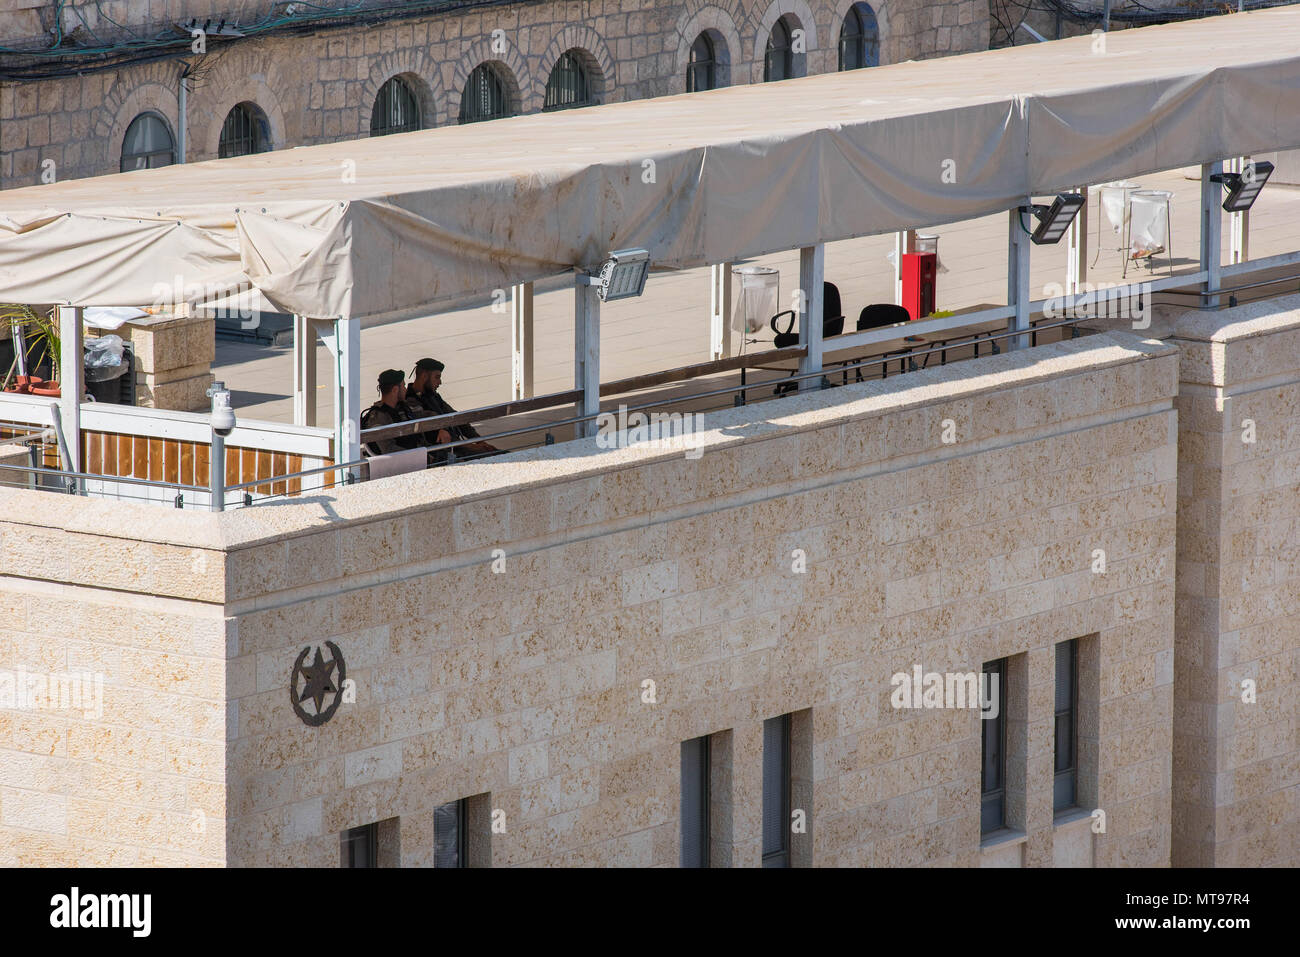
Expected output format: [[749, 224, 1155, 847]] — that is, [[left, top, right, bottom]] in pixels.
[[1, 10, 1298, 321]]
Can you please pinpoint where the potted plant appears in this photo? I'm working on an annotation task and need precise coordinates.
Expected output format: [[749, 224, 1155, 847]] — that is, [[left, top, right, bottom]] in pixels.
[[1, 304, 60, 396]]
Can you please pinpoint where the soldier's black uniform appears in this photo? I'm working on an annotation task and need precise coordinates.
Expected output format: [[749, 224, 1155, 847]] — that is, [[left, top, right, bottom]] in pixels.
[[360, 399, 423, 456], [405, 387, 481, 443]]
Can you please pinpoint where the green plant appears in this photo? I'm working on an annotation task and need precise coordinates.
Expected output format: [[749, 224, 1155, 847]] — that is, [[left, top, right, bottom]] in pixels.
[[0, 304, 59, 386]]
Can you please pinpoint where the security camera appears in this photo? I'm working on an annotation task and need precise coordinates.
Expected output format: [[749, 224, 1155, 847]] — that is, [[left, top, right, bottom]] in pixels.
[[208, 382, 236, 437]]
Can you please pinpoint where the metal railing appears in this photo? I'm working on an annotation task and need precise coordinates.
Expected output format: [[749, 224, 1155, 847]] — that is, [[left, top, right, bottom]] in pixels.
[[9, 264, 1300, 509]]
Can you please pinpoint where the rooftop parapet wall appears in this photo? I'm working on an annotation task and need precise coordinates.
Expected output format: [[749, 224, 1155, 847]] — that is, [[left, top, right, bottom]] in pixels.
[[1169, 295, 1300, 868]]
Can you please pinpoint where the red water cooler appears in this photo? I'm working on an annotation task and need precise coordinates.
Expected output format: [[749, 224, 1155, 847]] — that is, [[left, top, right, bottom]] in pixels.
[[901, 251, 937, 321]]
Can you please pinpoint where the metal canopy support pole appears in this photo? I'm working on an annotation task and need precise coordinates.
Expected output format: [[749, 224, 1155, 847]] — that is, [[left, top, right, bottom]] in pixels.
[[511, 281, 534, 400], [1228, 157, 1249, 266], [328, 317, 361, 471], [292, 314, 317, 427], [57, 305, 83, 474], [709, 263, 732, 360], [1201, 162, 1224, 308], [894, 230, 916, 305], [574, 274, 600, 439], [1007, 208, 1031, 351], [798, 244, 825, 390], [1066, 185, 1088, 296]]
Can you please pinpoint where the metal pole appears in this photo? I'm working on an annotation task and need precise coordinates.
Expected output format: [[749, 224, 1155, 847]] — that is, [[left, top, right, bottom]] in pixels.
[[511, 281, 534, 400], [1066, 186, 1088, 296], [57, 305, 83, 473], [210, 429, 225, 512], [574, 274, 601, 438], [207, 381, 234, 512], [1008, 207, 1031, 351], [1201, 162, 1224, 308], [798, 244, 825, 391], [710, 264, 732, 360]]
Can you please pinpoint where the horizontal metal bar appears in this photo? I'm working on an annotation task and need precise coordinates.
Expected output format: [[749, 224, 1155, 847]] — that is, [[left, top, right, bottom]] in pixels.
[[831, 307, 1015, 352], [226, 458, 367, 493], [1221, 249, 1300, 278], [361, 346, 812, 445], [361, 387, 583, 443], [0, 462, 206, 493], [1156, 270, 1300, 300], [598, 346, 807, 396]]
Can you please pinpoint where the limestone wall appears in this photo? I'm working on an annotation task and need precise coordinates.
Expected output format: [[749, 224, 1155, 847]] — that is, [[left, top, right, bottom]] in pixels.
[[0, 498, 228, 865], [0, 329, 1184, 866], [212, 330, 1176, 866], [1170, 296, 1300, 867]]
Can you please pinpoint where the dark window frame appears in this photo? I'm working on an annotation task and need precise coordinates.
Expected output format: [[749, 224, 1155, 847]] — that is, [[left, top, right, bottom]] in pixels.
[[763, 17, 795, 83], [1054, 640, 1079, 814], [371, 76, 422, 136], [459, 63, 511, 124], [680, 735, 711, 867], [120, 112, 176, 172], [687, 32, 716, 92], [762, 713, 792, 867], [341, 822, 377, 867], [980, 658, 1007, 835], [434, 798, 468, 868], [218, 102, 270, 158], [543, 50, 594, 111], [838, 3, 881, 72]]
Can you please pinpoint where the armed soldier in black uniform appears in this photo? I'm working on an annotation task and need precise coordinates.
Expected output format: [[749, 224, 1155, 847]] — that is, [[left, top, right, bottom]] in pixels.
[[405, 357, 499, 458]]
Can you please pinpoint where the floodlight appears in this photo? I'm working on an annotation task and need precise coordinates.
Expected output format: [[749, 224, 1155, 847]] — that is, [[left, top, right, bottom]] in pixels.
[[1210, 160, 1273, 213], [595, 248, 650, 301], [1019, 193, 1085, 245]]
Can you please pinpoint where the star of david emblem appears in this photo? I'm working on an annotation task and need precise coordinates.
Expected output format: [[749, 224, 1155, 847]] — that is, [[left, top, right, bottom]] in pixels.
[[290, 641, 346, 727]]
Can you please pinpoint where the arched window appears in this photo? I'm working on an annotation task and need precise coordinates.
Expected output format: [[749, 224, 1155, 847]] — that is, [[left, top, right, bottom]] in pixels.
[[544, 51, 594, 111], [120, 113, 175, 172], [371, 76, 422, 136], [687, 32, 717, 92], [839, 3, 880, 71], [218, 102, 270, 158], [764, 17, 797, 83], [459, 63, 511, 124]]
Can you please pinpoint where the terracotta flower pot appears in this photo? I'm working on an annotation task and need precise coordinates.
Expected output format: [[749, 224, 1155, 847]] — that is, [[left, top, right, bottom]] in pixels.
[[4, 375, 33, 394], [30, 380, 60, 397]]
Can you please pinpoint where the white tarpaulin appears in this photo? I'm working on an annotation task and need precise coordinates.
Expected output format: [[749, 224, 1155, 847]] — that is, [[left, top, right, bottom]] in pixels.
[[0, 10, 1298, 321]]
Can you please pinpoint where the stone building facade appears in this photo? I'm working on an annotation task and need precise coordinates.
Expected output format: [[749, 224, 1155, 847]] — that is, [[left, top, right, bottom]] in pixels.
[[0, 329, 1182, 866], [0, 0, 988, 189], [3, 297, 1299, 867]]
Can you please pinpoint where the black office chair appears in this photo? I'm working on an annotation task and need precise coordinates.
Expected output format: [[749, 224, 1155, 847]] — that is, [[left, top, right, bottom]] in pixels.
[[771, 282, 845, 395], [853, 304, 912, 381]]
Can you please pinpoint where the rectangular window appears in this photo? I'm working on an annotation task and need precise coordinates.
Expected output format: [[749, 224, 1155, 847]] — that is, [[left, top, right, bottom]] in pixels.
[[980, 658, 1007, 835], [1054, 640, 1079, 813], [340, 823, 377, 868], [434, 799, 467, 868], [681, 736, 711, 867], [762, 714, 791, 867]]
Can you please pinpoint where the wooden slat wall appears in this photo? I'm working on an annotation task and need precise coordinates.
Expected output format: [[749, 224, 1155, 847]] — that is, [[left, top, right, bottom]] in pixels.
[[3, 424, 329, 502], [73, 431, 324, 501]]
